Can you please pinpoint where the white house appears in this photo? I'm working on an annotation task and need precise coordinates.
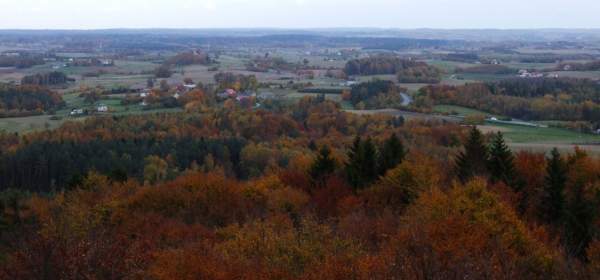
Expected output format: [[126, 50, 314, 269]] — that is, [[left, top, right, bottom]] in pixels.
[[258, 92, 275, 99], [97, 103, 108, 112], [70, 109, 83, 115], [140, 89, 151, 97]]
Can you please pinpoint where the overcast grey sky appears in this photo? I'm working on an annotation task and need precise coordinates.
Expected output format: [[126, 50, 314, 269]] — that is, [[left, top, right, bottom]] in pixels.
[[0, 0, 598, 29]]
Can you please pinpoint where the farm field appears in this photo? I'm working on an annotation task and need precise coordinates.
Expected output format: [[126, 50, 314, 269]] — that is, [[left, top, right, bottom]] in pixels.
[[433, 105, 504, 119]]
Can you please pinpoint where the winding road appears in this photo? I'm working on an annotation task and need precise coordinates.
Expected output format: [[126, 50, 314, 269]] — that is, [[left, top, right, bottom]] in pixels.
[[400, 92, 413, 106]]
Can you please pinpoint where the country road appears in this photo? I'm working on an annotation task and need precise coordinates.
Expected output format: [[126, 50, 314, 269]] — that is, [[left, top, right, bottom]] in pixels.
[[400, 92, 412, 106]]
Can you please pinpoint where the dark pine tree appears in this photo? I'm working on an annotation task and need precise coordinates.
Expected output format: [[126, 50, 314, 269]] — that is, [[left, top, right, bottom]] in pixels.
[[487, 131, 529, 211], [454, 125, 488, 183], [107, 163, 128, 184], [344, 135, 380, 191], [378, 132, 407, 176], [538, 147, 567, 223], [308, 145, 338, 188], [563, 164, 597, 256]]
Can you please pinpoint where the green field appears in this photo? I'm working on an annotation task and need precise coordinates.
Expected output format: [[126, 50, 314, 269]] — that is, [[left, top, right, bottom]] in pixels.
[[486, 122, 597, 143], [433, 105, 504, 119]]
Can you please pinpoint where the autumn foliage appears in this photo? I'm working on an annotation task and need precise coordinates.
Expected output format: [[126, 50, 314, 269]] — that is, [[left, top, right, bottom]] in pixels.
[[1, 96, 600, 279]]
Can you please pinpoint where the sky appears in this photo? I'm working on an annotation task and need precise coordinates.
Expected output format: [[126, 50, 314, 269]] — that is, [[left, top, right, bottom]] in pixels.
[[0, 0, 598, 30]]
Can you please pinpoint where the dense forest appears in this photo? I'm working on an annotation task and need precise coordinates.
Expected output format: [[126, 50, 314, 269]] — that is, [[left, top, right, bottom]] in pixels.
[[213, 72, 260, 92], [343, 57, 445, 83], [1, 95, 600, 278], [162, 52, 212, 67], [0, 83, 65, 118], [555, 59, 600, 71], [412, 78, 600, 122], [0, 55, 45, 68], [245, 56, 316, 72], [21, 72, 74, 86], [347, 80, 406, 109]]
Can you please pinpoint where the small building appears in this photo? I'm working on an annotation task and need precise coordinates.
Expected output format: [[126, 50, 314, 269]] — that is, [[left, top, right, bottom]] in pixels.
[[97, 103, 108, 112], [139, 101, 148, 106], [258, 92, 275, 100], [223, 89, 236, 97], [519, 69, 528, 74], [140, 89, 151, 97], [530, 72, 543, 78], [564, 65, 572, 71], [184, 84, 196, 90], [70, 109, 83, 115]]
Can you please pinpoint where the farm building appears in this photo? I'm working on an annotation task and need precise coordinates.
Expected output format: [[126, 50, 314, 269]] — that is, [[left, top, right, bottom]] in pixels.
[[258, 92, 275, 99], [97, 104, 108, 112]]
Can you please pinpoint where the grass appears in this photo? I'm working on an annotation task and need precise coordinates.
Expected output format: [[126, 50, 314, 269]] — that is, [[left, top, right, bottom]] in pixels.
[[486, 122, 598, 143], [503, 62, 557, 70], [340, 100, 354, 110], [433, 105, 504, 119]]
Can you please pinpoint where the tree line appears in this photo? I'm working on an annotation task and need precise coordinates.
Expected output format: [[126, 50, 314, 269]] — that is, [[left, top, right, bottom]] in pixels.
[[0, 83, 65, 118], [343, 57, 445, 84]]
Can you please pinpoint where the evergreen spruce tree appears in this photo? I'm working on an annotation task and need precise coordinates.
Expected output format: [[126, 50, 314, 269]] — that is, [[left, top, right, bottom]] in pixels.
[[344, 135, 379, 191], [308, 145, 338, 187], [378, 132, 407, 176], [538, 147, 567, 223], [360, 136, 380, 186], [562, 169, 596, 256], [454, 125, 489, 183], [488, 131, 529, 210], [107, 163, 128, 184]]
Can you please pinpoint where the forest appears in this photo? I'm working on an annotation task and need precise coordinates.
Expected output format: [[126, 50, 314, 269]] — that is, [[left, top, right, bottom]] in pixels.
[[343, 57, 445, 83], [412, 78, 600, 123], [0, 84, 65, 118], [346, 80, 406, 110], [0, 93, 600, 278], [162, 52, 212, 67], [0, 55, 45, 68], [21, 72, 74, 87]]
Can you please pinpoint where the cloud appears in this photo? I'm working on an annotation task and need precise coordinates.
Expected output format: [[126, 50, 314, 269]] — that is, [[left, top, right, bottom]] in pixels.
[[296, 0, 306, 4], [73, 7, 82, 13], [0, 0, 8, 5], [204, 1, 217, 9]]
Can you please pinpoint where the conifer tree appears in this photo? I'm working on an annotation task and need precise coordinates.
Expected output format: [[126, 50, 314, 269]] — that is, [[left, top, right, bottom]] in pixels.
[[107, 163, 128, 184], [563, 168, 596, 256], [488, 131, 529, 210], [378, 132, 407, 176], [539, 147, 567, 223], [308, 145, 337, 187], [454, 125, 488, 183], [344, 135, 379, 191]]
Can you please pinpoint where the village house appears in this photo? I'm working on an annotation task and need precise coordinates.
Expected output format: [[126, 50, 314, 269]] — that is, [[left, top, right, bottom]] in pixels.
[[97, 103, 108, 112], [236, 90, 256, 100], [140, 89, 151, 97], [70, 109, 83, 115], [258, 92, 275, 100]]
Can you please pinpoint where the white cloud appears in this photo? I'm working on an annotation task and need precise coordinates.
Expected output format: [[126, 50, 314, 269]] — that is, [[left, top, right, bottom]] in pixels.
[[0, 0, 8, 5], [204, 1, 217, 9], [296, 0, 306, 4], [73, 7, 82, 13], [31, 6, 42, 12]]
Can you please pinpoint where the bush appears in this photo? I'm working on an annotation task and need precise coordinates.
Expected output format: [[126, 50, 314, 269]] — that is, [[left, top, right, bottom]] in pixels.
[[49, 115, 63, 120]]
